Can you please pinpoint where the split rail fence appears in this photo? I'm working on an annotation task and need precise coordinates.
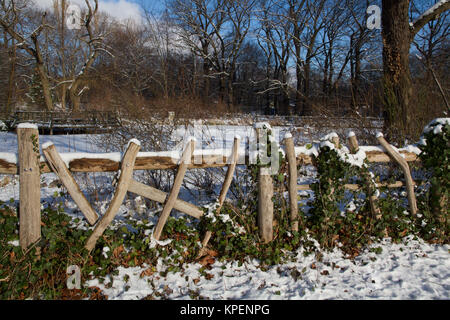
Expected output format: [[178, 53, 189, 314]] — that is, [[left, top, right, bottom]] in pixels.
[[0, 124, 421, 253]]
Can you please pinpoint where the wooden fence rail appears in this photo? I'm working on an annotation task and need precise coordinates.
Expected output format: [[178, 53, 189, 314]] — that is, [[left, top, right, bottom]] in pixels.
[[0, 124, 423, 250]]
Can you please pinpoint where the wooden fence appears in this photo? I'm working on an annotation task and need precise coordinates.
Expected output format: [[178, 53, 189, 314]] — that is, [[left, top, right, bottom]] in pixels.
[[1, 110, 120, 134], [0, 124, 421, 253]]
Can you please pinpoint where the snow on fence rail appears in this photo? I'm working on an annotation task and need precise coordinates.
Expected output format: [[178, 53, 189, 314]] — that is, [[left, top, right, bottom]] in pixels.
[[0, 145, 419, 174], [0, 124, 422, 252]]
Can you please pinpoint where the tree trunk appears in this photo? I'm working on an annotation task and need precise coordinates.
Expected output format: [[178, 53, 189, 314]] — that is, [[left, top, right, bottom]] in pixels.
[[381, 0, 412, 140], [69, 82, 81, 112], [6, 39, 16, 113], [227, 73, 234, 108], [302, 61, 311, 115], [36, 62, 53, 111], [202, 43, 210, 102]]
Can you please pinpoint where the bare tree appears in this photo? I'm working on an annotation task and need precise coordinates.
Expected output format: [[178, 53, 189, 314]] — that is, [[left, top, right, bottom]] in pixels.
[[411, 0, 450, 110], [169, 0, 228, 103], [256, 0, 293, 115], [293, 0, 327, 115], [0, 0, 54, 110]]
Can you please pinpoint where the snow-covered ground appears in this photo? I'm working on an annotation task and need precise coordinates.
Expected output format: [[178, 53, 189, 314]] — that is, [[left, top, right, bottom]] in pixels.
[[0, 129, 448, 300], [86, 237, 449, 300]]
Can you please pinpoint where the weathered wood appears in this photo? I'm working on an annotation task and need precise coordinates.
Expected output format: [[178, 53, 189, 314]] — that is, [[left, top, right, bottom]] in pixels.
[[85, 140, 141, 251], [17, 126, 41, 249], [347, 134, 381, 219], [127, 179, 203, 219], [153, 140, 195, 241], [258, 167, 273, 243], [42, 143, 98, 225], [284, 134, 300, 232], [217, 137, 240, 207], [365, 150, 418, 163], [198, 137, 240, 257], [331, 135, 340, 148], [347, 133, 359, 153], [297, 181, 418, 191], [0, 149, 420, 175], [0, 159, 17, 174], [377, 135, 418, 215]]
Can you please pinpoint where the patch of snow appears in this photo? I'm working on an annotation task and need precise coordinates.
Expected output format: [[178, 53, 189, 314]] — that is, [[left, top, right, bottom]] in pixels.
[[253, 122, 272, 130], [17, 123, 38, 130], [423, 118, 450, 135], [0, 152, 17, 164], [127, 139, 141, 148], [320, 132, 338, 141], [400, 144, 422, 155], [42, 141, 54, 149], [8, 240, 20, 247], [148, 235, 173, 249]]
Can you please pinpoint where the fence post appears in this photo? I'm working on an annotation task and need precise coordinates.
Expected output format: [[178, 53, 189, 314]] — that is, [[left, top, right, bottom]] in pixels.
[[153, 139, 195, 241], [377, 134, 418, 215], [347, 132, 381, 218], [258, 167, 273, 243], [284, 133, 299, 232], [17, 124, 41, 249]]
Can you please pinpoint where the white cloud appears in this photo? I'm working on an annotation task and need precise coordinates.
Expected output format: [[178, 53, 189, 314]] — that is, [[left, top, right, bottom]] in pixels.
[[34, 0, 143, 24]]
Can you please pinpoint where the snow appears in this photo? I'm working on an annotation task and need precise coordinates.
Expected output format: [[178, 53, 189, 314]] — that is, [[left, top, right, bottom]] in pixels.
[[253, 122, 272, 130], [320, 132, 338, 141], [8, 240, 20, 247], [400, 144, 422, 155], [42, 141, 54, 149], [0, 121, 7, 131], [0, 152, 17, 164], [423, 118, 450, 135], [360, 146, 385, 153], [148, 235, 173, 249], [85, 236, 449, 300], [412, 1, 449, 27], [127, 138, 141, 148], [17, 123, 38, 129]]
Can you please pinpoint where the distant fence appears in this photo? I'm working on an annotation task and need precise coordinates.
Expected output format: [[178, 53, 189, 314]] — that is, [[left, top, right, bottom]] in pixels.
[[0, 110, 120, 133], [0, 110, 384, 133], [0, 123, 420, 254]]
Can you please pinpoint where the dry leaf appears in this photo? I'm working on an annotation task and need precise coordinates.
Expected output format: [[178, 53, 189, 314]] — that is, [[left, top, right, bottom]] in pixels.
[[140, 268, 155, 278]]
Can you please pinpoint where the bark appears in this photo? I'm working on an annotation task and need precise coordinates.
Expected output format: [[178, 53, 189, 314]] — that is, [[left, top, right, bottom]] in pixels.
[[381, 0, 412, 138], [381, 0, 450, 139]]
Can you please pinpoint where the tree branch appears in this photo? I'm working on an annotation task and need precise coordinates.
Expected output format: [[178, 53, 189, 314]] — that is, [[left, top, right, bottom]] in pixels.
[[410, 0, 450, 37]]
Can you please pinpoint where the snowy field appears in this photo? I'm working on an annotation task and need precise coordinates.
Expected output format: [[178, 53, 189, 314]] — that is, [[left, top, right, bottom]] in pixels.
[[0, 129, 449, 300]]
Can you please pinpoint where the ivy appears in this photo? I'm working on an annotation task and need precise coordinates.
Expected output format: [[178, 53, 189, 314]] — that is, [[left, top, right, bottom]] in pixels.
[[417, 119, 449, 243]]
